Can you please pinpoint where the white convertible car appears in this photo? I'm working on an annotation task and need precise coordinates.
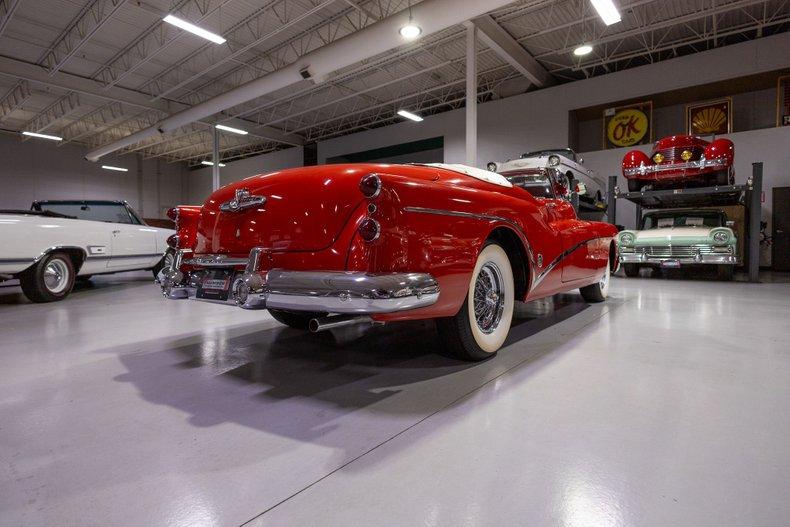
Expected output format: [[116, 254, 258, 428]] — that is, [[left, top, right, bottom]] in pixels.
[[0, 200, 174, 302], [488, 148, 606, 207]]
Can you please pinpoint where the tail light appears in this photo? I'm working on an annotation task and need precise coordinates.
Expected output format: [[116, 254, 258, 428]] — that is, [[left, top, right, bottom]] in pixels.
[[166, 207, 179, 221], [358, 218, 380, 242], [166, 234, 179, 248], [359, 174, 381, 198]]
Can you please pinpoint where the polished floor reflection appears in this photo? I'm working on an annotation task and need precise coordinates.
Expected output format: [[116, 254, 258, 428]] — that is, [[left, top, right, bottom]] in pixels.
[[0, 272, 788, 526]]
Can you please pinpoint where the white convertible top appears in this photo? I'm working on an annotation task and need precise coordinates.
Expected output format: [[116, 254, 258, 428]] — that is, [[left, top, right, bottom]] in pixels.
[[422, 163, 513, 188]]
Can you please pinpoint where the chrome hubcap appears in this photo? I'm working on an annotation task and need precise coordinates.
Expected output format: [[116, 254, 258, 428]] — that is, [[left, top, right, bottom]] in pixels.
[[473, 262, 505, 334], [43, 259, 69, 293]]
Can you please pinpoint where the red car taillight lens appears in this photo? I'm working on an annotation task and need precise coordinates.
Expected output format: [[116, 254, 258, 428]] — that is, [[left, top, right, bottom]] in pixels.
[[166, 207, 178, 221], [358, 218, 380, 242], [166, 234, 179, 248], [359, 174, 381, 198]]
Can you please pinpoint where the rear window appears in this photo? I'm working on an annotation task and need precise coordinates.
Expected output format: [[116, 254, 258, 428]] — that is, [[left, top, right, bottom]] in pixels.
[[35, 202, 140, 224]]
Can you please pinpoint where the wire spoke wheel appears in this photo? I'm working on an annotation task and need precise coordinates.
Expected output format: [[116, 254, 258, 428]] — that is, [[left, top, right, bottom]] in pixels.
[[473, 262, 505, 334]]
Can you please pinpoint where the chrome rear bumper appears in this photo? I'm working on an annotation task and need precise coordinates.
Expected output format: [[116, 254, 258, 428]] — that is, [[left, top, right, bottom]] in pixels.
[[160, 248, 440, 314]]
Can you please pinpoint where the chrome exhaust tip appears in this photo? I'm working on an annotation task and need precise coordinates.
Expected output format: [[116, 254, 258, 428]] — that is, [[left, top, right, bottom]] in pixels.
[[309, 315, 372, 333]]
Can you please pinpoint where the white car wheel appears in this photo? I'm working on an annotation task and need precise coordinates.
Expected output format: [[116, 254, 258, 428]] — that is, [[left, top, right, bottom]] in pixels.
[[580, 256, 610, 303], [437, 243, 515, 361]]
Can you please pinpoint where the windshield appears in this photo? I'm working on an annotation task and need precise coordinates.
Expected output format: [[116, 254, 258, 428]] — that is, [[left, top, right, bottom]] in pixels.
[[521, 148, 575, 161], [642, 211, 724, 229], [501, 170, 555, 199], [34, 202, 141, 224]]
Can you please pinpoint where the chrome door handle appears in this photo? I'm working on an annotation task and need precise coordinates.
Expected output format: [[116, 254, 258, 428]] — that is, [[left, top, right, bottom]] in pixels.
[[112, 229, 121, 235]]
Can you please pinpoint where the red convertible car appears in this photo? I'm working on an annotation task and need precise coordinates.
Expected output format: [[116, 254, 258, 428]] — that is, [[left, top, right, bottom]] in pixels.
[[159, 163, 618, 361], [622, 134, 734, 192]]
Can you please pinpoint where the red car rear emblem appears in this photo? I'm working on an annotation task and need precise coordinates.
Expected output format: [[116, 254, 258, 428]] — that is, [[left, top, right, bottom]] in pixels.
[[220, 188, 267, 212]]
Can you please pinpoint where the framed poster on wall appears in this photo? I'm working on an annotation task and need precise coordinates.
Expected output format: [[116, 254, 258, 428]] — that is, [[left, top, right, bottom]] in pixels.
[[778, 75, 790, 127], [602, 101, 652, 150], [686, 98, 732, 135]]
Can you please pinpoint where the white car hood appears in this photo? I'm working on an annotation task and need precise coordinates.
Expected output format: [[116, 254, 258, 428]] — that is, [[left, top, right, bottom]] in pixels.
[[496, 158, 549, 172], [635, 227, 712, 241]]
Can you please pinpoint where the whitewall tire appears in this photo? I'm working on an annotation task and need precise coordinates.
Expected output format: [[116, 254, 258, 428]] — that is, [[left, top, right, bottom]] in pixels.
[[437, 243, 515, 361], [580, 256, 610, 303]]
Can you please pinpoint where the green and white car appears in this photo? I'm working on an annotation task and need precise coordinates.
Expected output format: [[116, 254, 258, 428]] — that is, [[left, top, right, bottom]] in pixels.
[[617, 208, 738, 280]]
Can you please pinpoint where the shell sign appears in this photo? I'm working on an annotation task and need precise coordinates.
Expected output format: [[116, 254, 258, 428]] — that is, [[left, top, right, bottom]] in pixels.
[[603, 102, 652, 149], [686, 98, 731, 135]]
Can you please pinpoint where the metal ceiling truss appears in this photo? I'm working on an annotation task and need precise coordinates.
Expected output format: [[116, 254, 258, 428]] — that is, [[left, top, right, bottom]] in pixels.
[[139, 0, 337, 101], [0, 79, 30, 122], [22, 91, 81, 135], [0, 0, 21, 38], [92, 0, 233, 88], [0, 0, 784, 163], [172, 0, 412, 108], [40, 0, 126, 75]]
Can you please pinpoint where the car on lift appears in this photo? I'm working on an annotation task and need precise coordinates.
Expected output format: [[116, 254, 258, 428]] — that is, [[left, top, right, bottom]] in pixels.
[[159, 163, 618, 361], [622, 134, 735, 192], [617, 208, 738, 280], [0, 200, 174, 302], [487, 148, 606, 208]]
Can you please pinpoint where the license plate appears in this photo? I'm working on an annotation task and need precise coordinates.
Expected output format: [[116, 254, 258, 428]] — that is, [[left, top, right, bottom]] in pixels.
[[196, 269, 232, 301], [661, 259, 681, 268]]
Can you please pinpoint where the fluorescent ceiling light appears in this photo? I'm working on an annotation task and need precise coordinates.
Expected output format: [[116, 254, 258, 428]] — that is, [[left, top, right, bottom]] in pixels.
[[101, 165, 128, 172], [21, 131, 62, 141], [397, 109, 423, 122], [574, 44, 594, 56], [399, 23, 422, 40], [201, 160, 226, 167], [163, 14, 226, 44], [590, 0, 622, 26], [214, 124, 248, 135]]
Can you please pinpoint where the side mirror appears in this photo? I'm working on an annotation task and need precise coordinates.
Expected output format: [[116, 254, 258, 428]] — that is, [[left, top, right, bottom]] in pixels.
[[578, 157, 584, 164], [726, 220, 735, 228]]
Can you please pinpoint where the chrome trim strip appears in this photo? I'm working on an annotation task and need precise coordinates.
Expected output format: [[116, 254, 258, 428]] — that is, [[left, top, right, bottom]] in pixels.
[[219, 188, 267, 212], [531, 237, 604, 289], [183, 255, 250, 267]]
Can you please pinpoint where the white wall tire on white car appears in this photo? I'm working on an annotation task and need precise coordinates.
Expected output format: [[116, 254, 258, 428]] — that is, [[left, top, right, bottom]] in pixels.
[[437, 243, 515, 361], [579, 255, 610, 303]]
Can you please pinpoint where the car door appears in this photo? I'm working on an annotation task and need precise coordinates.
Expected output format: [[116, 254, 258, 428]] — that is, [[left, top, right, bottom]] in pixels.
[[107, 205, 158, 269], [557, 204, 598, 282]]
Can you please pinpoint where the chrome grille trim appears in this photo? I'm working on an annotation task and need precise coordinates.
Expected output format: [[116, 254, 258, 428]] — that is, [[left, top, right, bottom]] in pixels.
[[640, 244, 717, 257], [655, 146, 704, 163]]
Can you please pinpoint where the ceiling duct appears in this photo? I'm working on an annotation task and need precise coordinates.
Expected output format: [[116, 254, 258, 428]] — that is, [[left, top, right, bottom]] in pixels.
[[86, 0, 519, 162]]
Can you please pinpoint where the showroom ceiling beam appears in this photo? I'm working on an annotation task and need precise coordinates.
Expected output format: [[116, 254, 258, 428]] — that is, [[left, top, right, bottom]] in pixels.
[[22, 92, 82, 136], [0, 56, 304, 147], [468, 14, 553, 88], [39, 0, 126, 75], [92, 0, 234, 89], [0, 0, 21, 38], [85, 0, 522, 162], [0, 80, 31, 123], [170, 0, 405, 108], [140, 0, 336, 102]]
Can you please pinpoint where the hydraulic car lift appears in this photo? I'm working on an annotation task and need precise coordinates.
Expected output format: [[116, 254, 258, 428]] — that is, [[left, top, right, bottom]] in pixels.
[[606, 162, 763, 283]]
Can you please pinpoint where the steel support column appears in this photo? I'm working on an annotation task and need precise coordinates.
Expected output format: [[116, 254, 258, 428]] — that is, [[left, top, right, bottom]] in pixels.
[[608, 175, 618, 225], [465, 24, 477, 167], [748, 162, 763, 282], [212, 127, 221, 191]]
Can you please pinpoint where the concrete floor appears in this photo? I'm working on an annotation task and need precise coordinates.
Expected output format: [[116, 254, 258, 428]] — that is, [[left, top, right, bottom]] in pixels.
[[0, 271, 788, 526]]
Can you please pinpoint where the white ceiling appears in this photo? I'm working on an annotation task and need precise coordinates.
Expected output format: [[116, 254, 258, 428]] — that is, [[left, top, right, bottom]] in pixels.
[[0, 0, 787, 165]]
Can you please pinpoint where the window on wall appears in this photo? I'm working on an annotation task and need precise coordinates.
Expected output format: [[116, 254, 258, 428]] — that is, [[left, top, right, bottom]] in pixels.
[[326, 137, 444, 164], [571, 69, 789, 153]]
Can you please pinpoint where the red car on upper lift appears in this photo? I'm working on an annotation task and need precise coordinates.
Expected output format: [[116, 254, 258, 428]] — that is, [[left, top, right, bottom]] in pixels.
[[159, 163, 618, 361], [622, 134, 735, 192]]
